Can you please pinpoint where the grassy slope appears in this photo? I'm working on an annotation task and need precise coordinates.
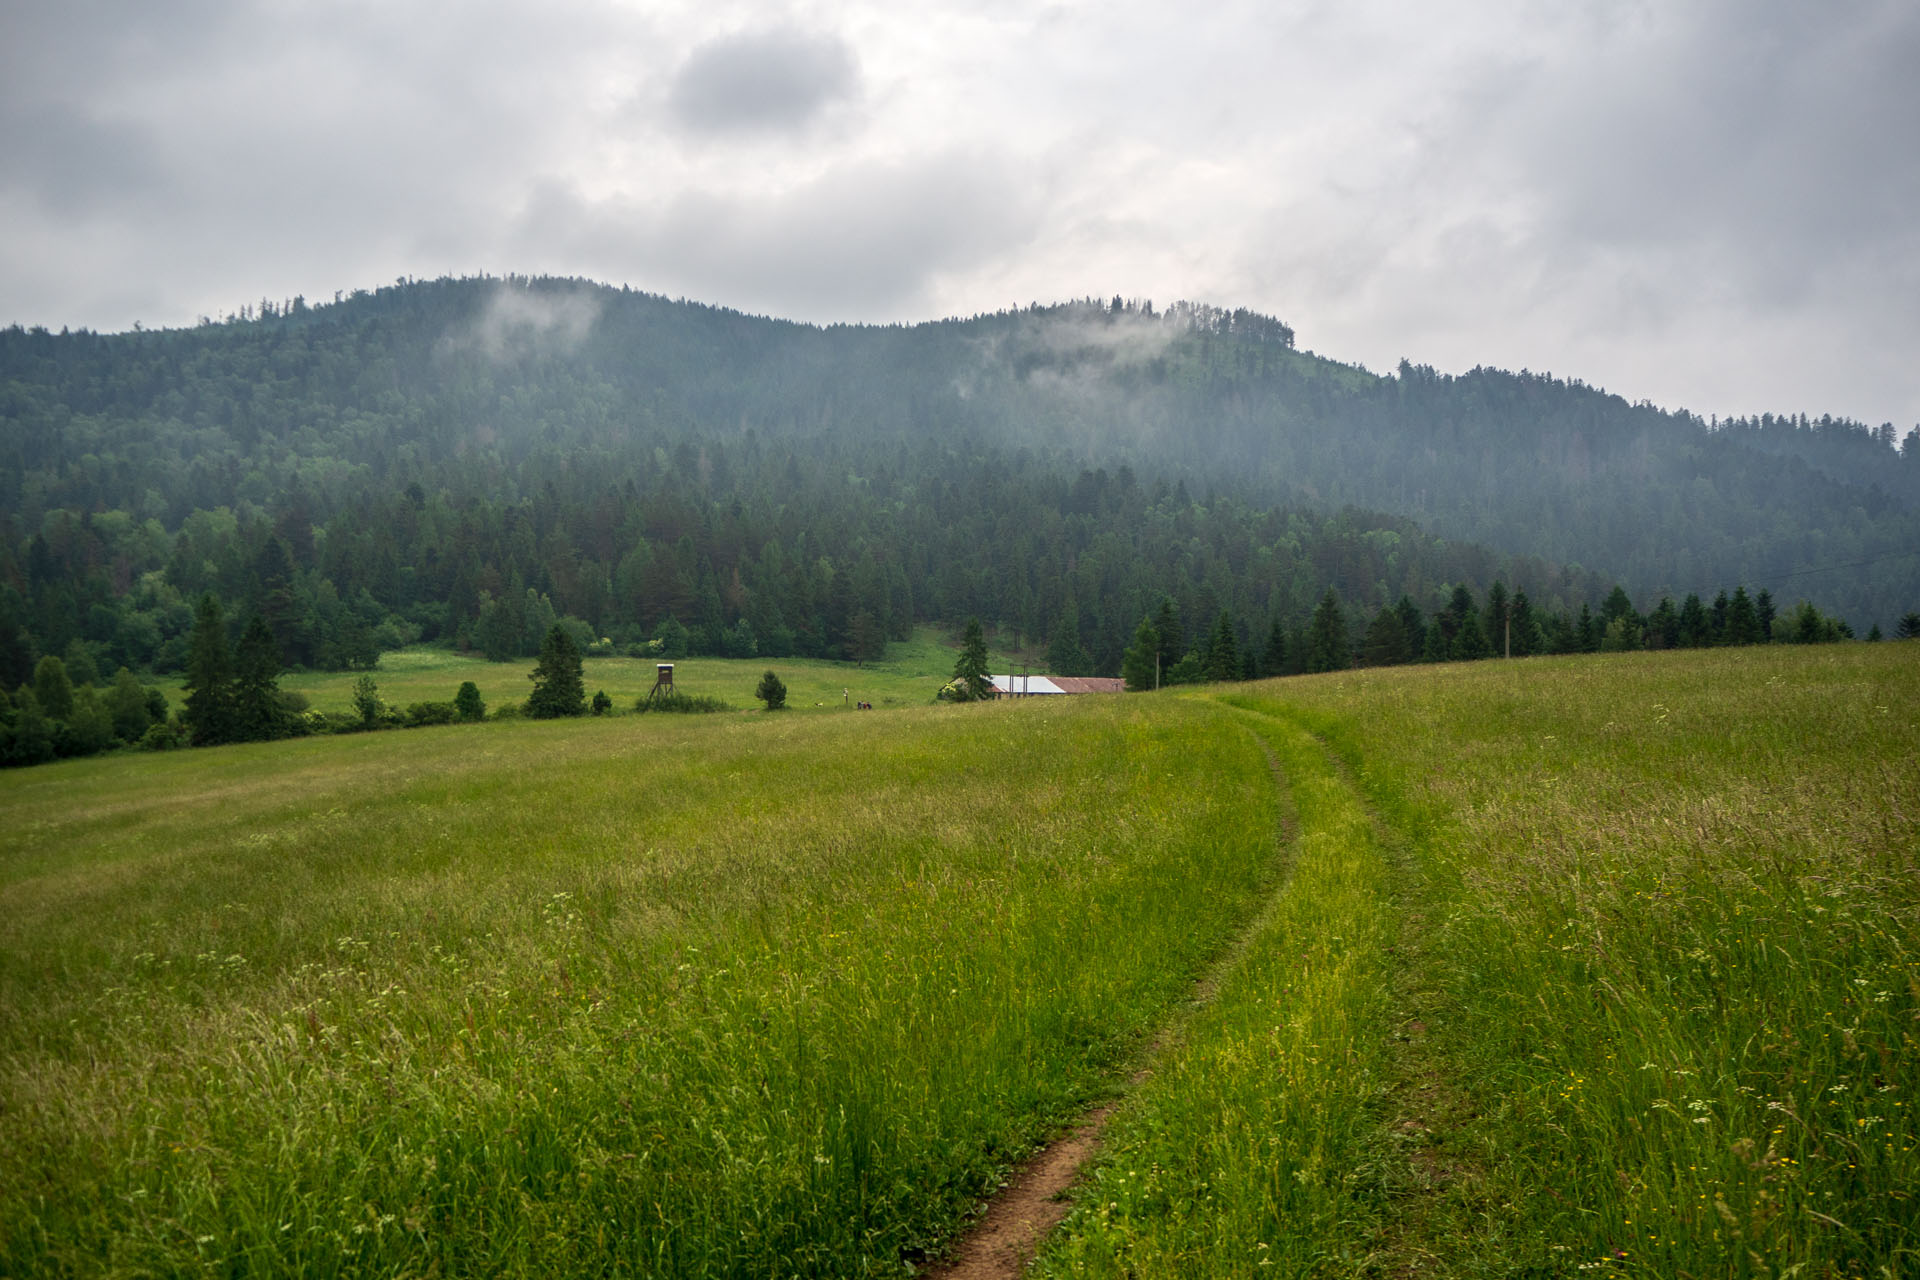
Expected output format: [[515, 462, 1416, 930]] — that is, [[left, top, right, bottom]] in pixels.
[[0, 695, 1275, 1277], [10, 644, 1917, 1277], [1044, 644, 1919, 1277]]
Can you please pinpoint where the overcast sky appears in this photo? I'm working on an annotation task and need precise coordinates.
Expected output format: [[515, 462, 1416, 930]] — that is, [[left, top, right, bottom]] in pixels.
[[3, 0, 1916, 426]]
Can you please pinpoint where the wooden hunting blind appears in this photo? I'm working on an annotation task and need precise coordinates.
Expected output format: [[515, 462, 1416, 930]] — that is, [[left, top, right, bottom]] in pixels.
[[647, 662, 674, 703]]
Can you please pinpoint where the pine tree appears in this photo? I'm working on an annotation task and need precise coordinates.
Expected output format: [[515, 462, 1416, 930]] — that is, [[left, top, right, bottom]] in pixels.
[[1046, 600, 1093, 677], [1305, 590, 1350, 673], [1485, 582, 1510, 657], [527, 624, 587, 718], [1452, 608, 1493, 661], [1121, 617, 1160, 691], [1678, 594, 1709, 647], [1756, 589, 1777, 641], [1261, 619, 1288, 676], [183, 594, 236, 746], [1645, 597, 1679, 649], [755, 669, 788, 710], [231, 614, 288, 742], [1510, 590, 1543, 656], [1726, 586, 1761, 645], [951, 617, 994, 701], [1204, 610, 1239, 682], [1359, 607, 1410, 666], [1898, 612, 1920, 640], [1393, 596, 1426, 659], [1152, 599, 1183, 670]]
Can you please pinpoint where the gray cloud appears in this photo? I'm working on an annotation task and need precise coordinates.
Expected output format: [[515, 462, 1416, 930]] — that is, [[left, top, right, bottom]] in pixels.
[[0, 0, 1914, 425], [514, 150, 1038, 318], [667, 28, 859, 136]]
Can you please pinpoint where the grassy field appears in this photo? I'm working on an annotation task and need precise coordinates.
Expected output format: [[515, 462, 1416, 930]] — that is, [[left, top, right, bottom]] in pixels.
[[7, 643, 1917, 1277], [251, 626, 1025, 719], [0, 693, 1277, 1277], [1042, 644, 1919, 1277]]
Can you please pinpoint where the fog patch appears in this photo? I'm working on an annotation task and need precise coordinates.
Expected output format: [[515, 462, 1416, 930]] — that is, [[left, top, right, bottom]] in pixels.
[[448, 282, 603, 360], [668, 27, 858, 136]]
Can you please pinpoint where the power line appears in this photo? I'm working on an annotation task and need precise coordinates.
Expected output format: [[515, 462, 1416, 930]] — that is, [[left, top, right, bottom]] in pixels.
[[1666, 546, 1920, 601]]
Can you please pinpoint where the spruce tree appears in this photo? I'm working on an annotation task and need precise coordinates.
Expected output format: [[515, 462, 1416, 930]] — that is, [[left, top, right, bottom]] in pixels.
[[1393, 596, 1426, 659], [755, 669, 788, 709], [1360, 607, 1410, 666], [1678, 594, 1709, 647], [1121, 617, 1160, 691], [1261, 619, 1288, 676], [1046, 600, 1093, 677], [1305, 590, 1350, 673], [527, 624, 587, 718], [1452, 608, 1493, 661], [1204, 610, 1239, 682], [1726, 587, 1761, 645], [231, 615, 288, 742], [184, 594, 236, 746], [1510, 590, 1543, 656], [1485, 582, 1510, 657], [1152, 599, 1183, 670], [952, 617, 994, 701]]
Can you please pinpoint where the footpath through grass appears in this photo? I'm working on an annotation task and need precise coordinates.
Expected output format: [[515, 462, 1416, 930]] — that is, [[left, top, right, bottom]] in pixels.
[[1042, 645, 1916, 1279], [1037, 704, 1398, 1277], [0, 696, 1276, 1277]]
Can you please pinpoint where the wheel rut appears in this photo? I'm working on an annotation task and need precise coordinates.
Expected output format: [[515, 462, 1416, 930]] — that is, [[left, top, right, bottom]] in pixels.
[[921, 734, 1299, 1280]]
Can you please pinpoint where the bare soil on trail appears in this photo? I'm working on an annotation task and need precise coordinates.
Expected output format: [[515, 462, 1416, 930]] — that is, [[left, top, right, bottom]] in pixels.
[[920, 1104, 1117, 1280], [922, 736, 1299, 1280]]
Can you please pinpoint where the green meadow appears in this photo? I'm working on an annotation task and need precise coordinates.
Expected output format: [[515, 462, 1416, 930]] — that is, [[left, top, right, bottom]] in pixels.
[[5, 644, 1916, 1277], [234, 627, 1027, 719]]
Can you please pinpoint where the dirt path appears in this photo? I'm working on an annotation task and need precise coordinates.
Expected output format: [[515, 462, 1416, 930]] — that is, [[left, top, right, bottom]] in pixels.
[[923, 737, 1298, 1280]]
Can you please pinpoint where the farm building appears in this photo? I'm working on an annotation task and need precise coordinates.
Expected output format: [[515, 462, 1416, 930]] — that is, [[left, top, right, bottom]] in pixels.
[[989, 674, 1126, 697]]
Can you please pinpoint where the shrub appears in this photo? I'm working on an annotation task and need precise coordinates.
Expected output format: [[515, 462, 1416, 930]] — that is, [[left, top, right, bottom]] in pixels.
[[634, 690, 730, 715], [590, 690, 613, 715], [138, 720, 184, 751], [454, 681, 486, 721], [405, 701, 458, 727]]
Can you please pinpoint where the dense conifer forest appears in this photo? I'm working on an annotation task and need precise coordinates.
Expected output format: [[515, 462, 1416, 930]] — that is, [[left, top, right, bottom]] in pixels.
[[1, 275, 1913, 763]]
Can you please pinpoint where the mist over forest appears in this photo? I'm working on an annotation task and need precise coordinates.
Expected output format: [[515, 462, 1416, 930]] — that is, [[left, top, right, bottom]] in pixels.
[[3, 274, 1916, 698]]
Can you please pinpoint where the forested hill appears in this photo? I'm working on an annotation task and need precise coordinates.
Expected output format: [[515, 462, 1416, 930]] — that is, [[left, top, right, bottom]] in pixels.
[[1, 275, 1914, 686]]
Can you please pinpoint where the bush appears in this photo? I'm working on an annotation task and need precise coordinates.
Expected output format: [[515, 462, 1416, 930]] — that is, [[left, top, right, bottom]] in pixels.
[[590, 689, 613, 715], [138, 720, 185, 751], [490, 702, 522, 721], [454, 681, 486, 721], [634, 690, 731, 715], [405, 701, 458, 727]]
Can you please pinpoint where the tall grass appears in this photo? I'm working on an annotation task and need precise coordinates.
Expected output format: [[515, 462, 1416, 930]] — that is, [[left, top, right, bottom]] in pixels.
[[0, 697, 1276, 1277], [1039, 704, 1397, 1277], [1270, 646, 1920, 1275]]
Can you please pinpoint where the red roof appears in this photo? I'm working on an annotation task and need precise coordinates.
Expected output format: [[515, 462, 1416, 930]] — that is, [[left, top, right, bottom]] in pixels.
[[1046, 677, 1126, 694]]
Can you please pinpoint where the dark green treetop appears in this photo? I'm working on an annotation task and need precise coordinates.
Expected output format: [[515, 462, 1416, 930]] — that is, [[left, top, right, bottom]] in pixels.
[[528, 624, 587, 718], [183, 594, 235, 747], [1121, 617, 1160, 692], [1306, 589, 1351, 673]]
